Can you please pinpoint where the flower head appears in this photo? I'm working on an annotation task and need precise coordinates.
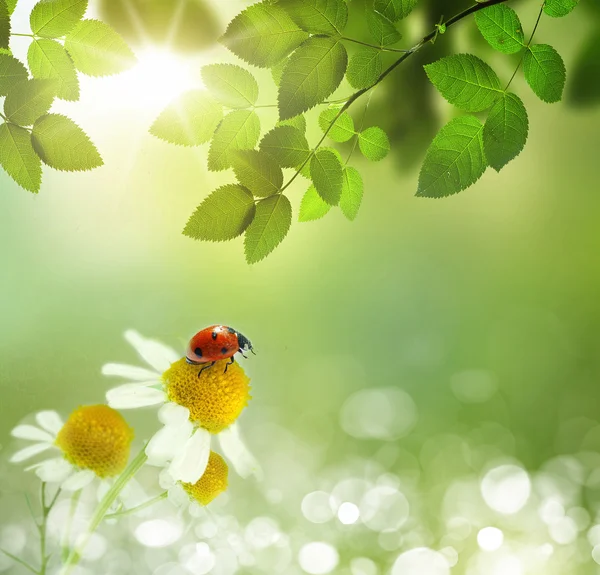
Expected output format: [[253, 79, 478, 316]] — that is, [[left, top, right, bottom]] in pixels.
[[182, 451, 229, 506], [11, 406, 134, 491]]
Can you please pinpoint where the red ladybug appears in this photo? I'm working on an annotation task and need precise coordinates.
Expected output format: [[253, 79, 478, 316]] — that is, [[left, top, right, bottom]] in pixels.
[[186, 325, 255, 375]]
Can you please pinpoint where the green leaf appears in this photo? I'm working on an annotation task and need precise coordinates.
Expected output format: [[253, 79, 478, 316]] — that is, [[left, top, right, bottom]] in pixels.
[[244, 194, 292, 263], [232, 149, 283, 197], [424, 54, 503, 112], [28, 39, 79, 101], [346, 47, 382, 89], [318, 107, 355, 142], [0, 54, 28, 97], [201, 64, 258, 109], [367, 10, 401, 47], [64, 19, 136, 76], [483, 92, 528, 172], [299, 185, 331, 222], [259, 125, 309, 168], [474, 4, 525, 54], [150, 90, 223, 147], [221, 1, 308, 68], [277, 114, 306, 133], [0, 123, 41, 192], [0, 0, 9, 50], [32, 113, 103, 171], [544, 0, 578, 17], [6, 0, 14, 14], [417, 115, 486, 198], [523, 44, 566, 103], [358, 126, 390, 161], [278, 35, 347, 120], [567, 29, 600, 108], [4, 79, 57, 126], [207, 109, 260, 172], [373, 0, 417, 22], [280, 0, 348, 35], [183, 184, 256, 242], [30, 0, 88, 38], [271, 58, 287, 86], [340, 166, 363, 221], [310, 148, 343, 205]]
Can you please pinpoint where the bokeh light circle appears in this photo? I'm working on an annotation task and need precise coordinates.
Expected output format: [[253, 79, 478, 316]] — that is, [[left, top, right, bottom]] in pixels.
[[481, 464, 531, 514], [298, 542, 339, 574], [391, 548, 450, 575], [302, 491, 334, 524]]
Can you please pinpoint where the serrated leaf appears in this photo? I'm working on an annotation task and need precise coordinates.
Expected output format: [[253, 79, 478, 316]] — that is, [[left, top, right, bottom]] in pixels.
[[310, 148, 343, 205], [0, 55, 27, 97], [474, 4, 525, 54], [28, 39, 79, 101], [30, 0, 88, 38], [208, 109, 260, 172], [32, 113, 103, 171], [280, 0, 348, 35], [358, 126, 389, 161], [259, 125, 309, 168], [299, 185, 331, 221], [244, 194, 292, 263], [201, 64, 258, 109], [271, 58, 287, 86], [544, 0, 578, 17], [6, 0, 14, 15], [425, 54, 503, 112], [278, 35, 347, 120], [150, 90, 223, 147], [232, 149, 283, 198], [340, 166, 363, 221], [4, 79, 57, 126], [346, 47, 382, 89], [567, 29, 600, 107], [417, 115, 486, 198], [523, 44, 565, 103], [483, 92, 528, 172], [183, 184, 256, 242], [367, 10, 401, 47], [0, 0, 9, 50], [319, 107, 355, 142], [64, 19, 135, 76], [277, 114, 306, 133], [0, 123, 41, 192], [373, 0, 417, 22], [221, 1, 308, 68]]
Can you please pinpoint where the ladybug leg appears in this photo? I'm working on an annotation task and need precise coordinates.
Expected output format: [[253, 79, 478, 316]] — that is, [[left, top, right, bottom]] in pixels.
[[198, 361, 216, 377], [239, 352, 248, 359], [224, 357, 235, 373]]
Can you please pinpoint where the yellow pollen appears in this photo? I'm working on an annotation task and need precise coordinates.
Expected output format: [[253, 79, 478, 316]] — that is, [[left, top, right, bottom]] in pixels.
[[182, 451, 228, 505], [55, 405, 134, 478], [164, 358, 251, 433]]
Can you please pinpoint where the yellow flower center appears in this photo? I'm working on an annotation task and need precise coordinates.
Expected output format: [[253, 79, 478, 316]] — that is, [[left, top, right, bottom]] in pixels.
[[163, 358, 251, 433], [55, 405, 134, 478], [182, 451, 228, 505]]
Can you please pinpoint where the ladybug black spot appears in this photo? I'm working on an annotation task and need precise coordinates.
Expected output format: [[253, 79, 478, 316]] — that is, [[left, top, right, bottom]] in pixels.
[[221, 347, 228, 355], [195, 347, 202, 357]]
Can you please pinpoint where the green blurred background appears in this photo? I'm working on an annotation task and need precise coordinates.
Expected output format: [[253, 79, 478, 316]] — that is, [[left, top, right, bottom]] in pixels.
[[2, 0, 600, 573]]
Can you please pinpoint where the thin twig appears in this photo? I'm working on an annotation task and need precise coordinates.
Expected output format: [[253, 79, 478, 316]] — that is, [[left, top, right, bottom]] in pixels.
[[0, 549, 39, 575], [104, 491, 168, 520], [341, 36, 409, 53]]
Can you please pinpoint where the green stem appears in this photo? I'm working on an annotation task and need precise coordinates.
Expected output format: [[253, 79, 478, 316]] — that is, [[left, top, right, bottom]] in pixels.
[[104, 491, 168, 520], [60, 448, 148, 575], [346, 88, 376, 165], [11, 33, 35, 38], [341, 36, 410, 53], [505, 3, 545, 91], [0, 549, 39, 575]]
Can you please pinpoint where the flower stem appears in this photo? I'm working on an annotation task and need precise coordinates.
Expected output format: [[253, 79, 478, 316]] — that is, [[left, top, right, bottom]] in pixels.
[[342, 36, 410, 53], [104, 491, 168, 519], [60, 448, 148, 575], [11, 32, 35, 37], [0, 549, 39, 574]]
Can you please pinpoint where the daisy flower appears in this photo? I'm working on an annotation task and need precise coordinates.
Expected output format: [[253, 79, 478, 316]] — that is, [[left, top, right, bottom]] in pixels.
[[104, 330, 260, 485], [11, 405, 134, 492]]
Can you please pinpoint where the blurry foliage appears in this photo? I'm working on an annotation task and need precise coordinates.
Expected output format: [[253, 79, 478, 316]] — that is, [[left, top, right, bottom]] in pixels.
[[98, 0, 221, 52]]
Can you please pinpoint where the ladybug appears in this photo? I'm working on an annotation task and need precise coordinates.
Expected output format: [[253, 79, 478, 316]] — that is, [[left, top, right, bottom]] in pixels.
[[186, 325, 255, 375]]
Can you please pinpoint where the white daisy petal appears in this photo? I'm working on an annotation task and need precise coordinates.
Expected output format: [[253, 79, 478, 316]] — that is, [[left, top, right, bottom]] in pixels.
[[61, 469, 96, 491], [145, 418, 193, 466], [11, 425, 54, 442], [124, 330, 179, 373], [159, 469, 176, 490], [167, 484, 190, 508], [158, 403, 190, 426], [10, 442, 53, 463], [101, 363, 160, 380], [34, 457, 73, 483], [35, 411, 63, 435], [218, 424, 263, 480], [106, 384, 166, 409], [168, 428, 211, 484]]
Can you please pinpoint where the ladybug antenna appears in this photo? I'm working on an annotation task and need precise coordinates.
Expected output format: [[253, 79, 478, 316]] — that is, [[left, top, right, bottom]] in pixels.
[[250, 348, 257, 355]]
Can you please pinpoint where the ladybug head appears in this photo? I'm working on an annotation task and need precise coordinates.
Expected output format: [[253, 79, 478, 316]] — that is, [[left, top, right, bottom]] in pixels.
[[236, 331, 253, 354]]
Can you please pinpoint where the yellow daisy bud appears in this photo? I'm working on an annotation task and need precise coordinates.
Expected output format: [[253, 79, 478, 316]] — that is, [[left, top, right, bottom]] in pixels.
[[163, 358, 251, 433], [55, 405, 134, 478], [182, 451, 228, 505]]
